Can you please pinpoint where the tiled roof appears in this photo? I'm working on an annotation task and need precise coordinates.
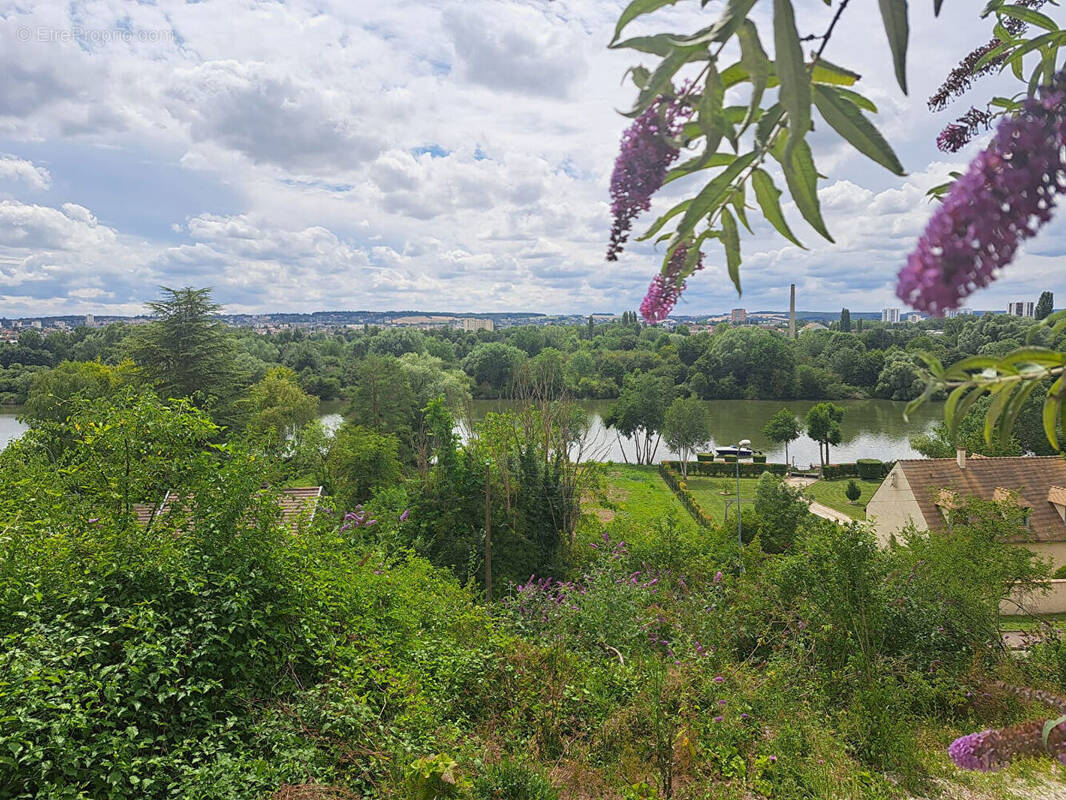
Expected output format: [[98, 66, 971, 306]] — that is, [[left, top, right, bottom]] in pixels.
[[139, 487, 322, 533], [898, 457, 1066, 543], [1049, 486, 1066, 507]]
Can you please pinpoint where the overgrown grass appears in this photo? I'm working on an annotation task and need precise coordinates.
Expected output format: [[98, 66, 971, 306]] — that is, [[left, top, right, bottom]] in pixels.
[[684, 476, 764, 523], [586, 464, 697, 530], [805, 478, 881, 520]]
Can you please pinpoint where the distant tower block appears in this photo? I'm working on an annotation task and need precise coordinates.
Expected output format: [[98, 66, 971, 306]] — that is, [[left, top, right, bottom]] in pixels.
[[789, 284, 796, 339]]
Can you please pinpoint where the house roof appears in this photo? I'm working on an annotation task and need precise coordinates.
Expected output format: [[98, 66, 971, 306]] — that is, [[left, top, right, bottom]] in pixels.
[[136, 487, 322, 533], [897, 457, 1066, 542]]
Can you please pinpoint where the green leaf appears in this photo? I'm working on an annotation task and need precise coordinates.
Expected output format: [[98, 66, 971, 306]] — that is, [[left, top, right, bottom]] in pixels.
[[824, 86, 878, 113], [664, 150, 735, 185], [625, 65, 652, 89], [737, 20, 770, 131], [639, 199, 691, 241], [812, 84, 905, 175], [773, 0, 811, 155], [611, 0, 682, 45], [668, 0, 759, 47], [982, 383, 1014, 446], [998, 5, 1059, 32], [999, 378, 1040, 448], [731, 184, 752, 233], [751, 168, 804, 248], [1044, 376, 1064, 451], [774, 137, 834, 242], [612, 35, 682, 57], [934, 0, 945, 16], [878, 0, 910, 94], [720, 207, 743, 294], [671, 153, 758, 245], [974, 39, 1015, 71], [755, 103, 784, 149], [626, 46, 704, 116], [810, 58, 862, 87]]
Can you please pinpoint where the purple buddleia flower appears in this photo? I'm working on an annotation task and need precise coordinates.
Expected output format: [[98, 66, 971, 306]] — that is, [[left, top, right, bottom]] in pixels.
[[399, 508, 409, 522], [949, 718, 1066, 771], [640, 241, 703, 323], [898, 71, 1066, 314], [607, 96, 691, 261], [936, 107, 994, 153]]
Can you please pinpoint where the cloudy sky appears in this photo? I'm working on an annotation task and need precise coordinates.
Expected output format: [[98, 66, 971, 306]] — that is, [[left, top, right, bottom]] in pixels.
[[1, 0, 1063, 317]]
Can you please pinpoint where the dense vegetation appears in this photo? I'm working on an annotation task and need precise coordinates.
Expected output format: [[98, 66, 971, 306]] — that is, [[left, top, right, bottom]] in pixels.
[[3, 289, 1066, 798], [4, 298, 1062, 410]]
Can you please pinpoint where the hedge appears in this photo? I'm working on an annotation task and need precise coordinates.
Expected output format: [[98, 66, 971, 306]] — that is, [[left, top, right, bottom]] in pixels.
[[659, 463, 715, 528], [821, 460, 895, 480], [856, 458, 883, 480], [696, 452, 715, 463], [661, 460, 788, 478]]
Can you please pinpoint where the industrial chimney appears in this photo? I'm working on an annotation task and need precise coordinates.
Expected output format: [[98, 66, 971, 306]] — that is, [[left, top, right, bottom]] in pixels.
[[789, 284, 796, 339]]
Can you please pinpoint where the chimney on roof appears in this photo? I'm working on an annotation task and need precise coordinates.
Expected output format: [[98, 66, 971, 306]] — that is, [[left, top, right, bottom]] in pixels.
[[956, 447, 966, 469]]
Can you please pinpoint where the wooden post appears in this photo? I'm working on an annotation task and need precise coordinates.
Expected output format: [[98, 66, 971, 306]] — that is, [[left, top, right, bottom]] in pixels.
[[484, 461, 492, 603]]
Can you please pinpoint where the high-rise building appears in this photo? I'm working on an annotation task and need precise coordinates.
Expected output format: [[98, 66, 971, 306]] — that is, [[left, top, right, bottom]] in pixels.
[[731, 308, 747, 324], [881, 308, 901, 323], [1007, 301, 1035, 317], [84, 313, 95, 327]]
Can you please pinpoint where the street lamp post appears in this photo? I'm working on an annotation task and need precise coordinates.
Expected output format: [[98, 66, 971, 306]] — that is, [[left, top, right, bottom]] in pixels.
[[735, 438, 750, 549]]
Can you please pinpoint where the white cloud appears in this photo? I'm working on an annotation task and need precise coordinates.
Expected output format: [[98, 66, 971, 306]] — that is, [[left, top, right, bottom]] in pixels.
[[0, 0, 1063, 316], [0, 156, 51, 190]]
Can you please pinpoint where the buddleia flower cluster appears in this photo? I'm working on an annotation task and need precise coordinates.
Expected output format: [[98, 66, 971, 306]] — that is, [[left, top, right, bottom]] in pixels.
[[606, 96, 691, 262], [639, 241, 703, 323], [897, 71, 1066, 314], [949, 717, 1066, 771], [936, 107, 994, 153]]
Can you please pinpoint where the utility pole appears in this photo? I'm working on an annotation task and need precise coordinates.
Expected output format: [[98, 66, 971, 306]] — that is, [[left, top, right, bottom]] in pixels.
[[484, 460, 492, 603]]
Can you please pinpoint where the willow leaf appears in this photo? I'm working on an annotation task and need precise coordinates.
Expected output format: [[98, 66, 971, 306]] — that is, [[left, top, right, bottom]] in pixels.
[[878, 0, 910, 94], [721, 207, 742, 294], [812, 85, 905, 175], [751, 168, 804, 248]]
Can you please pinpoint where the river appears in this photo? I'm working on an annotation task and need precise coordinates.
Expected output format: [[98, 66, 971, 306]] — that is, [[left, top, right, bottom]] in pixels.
[[0, 398, 942, 467]]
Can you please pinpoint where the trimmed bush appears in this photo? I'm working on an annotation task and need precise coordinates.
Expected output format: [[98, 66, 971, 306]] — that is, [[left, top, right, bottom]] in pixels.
[[856, 459, 883, 481], [752, 454, 767, 464], [724, 455, 737, 463], [696, 452, 714, 463]]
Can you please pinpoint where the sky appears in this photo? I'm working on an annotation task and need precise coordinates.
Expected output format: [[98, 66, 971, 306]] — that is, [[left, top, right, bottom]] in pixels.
[[0, 0, 1064, 317]]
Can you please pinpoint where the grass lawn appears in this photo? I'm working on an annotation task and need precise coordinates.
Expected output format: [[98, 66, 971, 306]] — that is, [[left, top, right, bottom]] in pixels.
[[685, 475, 763, 523], [805, 478, 881, 521], [586, 464, 697, 530], [998, 612, 1066, 631]]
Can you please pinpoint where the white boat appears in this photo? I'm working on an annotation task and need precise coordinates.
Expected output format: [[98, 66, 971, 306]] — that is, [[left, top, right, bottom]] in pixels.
[[715, 446, 754, 457]]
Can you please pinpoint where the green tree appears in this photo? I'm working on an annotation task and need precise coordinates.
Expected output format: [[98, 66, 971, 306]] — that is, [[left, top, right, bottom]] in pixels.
[[873, 350, 923, 401], [806, 402, 845, 467], [22, 360, 136, 424], [845, 480, 861, 504], [462, 342, 527, 396], [840, 308, 851, 333], [1036, 291, 1054, 320], [326, 424, 403, 509], [243, 366, 319, 447], [754, 472, 808, 554], [603, 372, 672, 464], [349, 353, 417, 443], [127, 287, 245, 420], [662, 396, 710, 478], [761, 408, 802, 468]]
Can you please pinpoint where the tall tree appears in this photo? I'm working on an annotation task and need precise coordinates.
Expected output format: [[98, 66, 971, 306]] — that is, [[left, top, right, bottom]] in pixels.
[[761, 408, 802, 468], [128, 287, 244, 418], [663, 396, 710, 477], [603, 372, 672, 464], [840, 308, 851, 333], [1036, 291, 1054, 320], [243, 366, 319, 448], [806, 402, 845, 467]]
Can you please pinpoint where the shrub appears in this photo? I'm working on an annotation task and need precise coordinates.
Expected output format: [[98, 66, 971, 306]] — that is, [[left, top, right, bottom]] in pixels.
[[845, 480, 862, 503], [856, 459, 883, 481], [472, 760, 557, 800], [696, 452, 714, 463], [752, 454, 767, 464], [1054, 564, 1066, 579]]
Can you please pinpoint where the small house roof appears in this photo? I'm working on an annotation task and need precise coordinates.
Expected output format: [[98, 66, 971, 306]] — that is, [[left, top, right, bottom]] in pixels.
[[896, 456, 1066, 542], [135, 487, 322, 533]]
